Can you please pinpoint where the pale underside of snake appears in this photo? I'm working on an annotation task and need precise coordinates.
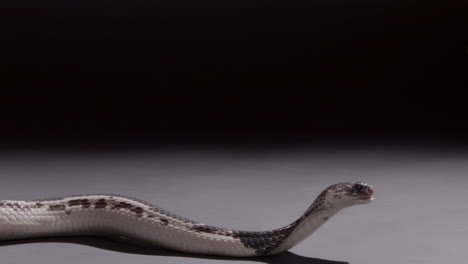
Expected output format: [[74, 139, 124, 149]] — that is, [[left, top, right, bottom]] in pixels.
[[0, 182, 374, 257]]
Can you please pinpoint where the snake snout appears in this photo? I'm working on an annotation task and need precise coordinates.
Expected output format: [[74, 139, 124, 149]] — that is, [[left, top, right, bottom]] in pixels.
[[353, 182, 374, 196], [363, 185, 374, 196]]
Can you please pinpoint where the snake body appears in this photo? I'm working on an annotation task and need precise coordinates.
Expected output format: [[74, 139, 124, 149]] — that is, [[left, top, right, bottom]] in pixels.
[[0, 182, 373, 257]]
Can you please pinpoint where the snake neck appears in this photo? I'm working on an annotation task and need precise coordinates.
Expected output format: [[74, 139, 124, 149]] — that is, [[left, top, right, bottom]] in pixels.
[[233, 190, 342, 256], [266, 205, 340, 255]]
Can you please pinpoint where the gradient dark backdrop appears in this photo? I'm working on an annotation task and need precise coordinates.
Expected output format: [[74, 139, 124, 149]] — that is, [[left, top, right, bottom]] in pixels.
[[1, 3, 468, 263], [1, 0, 468, 147]]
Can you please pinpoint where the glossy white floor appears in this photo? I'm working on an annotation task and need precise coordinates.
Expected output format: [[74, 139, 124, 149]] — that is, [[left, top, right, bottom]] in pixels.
[[0, 146, 465, 264]]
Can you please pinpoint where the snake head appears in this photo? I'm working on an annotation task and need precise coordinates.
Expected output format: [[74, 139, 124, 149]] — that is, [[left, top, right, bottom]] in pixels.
[[322, 182, 374, 208]]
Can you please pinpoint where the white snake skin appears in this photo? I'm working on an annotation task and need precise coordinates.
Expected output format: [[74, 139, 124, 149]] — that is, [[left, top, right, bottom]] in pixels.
[[0, 182, 374, 257]]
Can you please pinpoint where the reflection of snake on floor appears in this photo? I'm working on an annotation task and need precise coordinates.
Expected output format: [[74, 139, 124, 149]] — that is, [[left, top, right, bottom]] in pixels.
[[0, 182, 373, 257]]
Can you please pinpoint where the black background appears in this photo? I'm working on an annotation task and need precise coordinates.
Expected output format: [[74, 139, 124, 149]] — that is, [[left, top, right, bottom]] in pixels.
[[1, 0, 467, 147]]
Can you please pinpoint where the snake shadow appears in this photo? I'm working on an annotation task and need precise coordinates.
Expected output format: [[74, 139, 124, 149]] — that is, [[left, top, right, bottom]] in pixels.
[[0, 236, 348, 264]]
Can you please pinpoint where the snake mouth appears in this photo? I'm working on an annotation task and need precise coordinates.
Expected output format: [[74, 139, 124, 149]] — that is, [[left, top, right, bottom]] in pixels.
[[357, 195, 374, 201]]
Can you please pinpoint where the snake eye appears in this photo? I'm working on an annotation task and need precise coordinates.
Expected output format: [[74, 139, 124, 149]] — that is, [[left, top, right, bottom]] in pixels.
[[353, 184, 363, 192]]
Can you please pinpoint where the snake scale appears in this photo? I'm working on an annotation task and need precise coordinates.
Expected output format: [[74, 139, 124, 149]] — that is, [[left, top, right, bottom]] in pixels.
[[0, 182, 373, 257]]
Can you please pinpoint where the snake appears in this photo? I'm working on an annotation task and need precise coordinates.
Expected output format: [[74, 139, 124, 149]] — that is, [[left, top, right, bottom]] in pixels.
[[0, 182, 373, 257]]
